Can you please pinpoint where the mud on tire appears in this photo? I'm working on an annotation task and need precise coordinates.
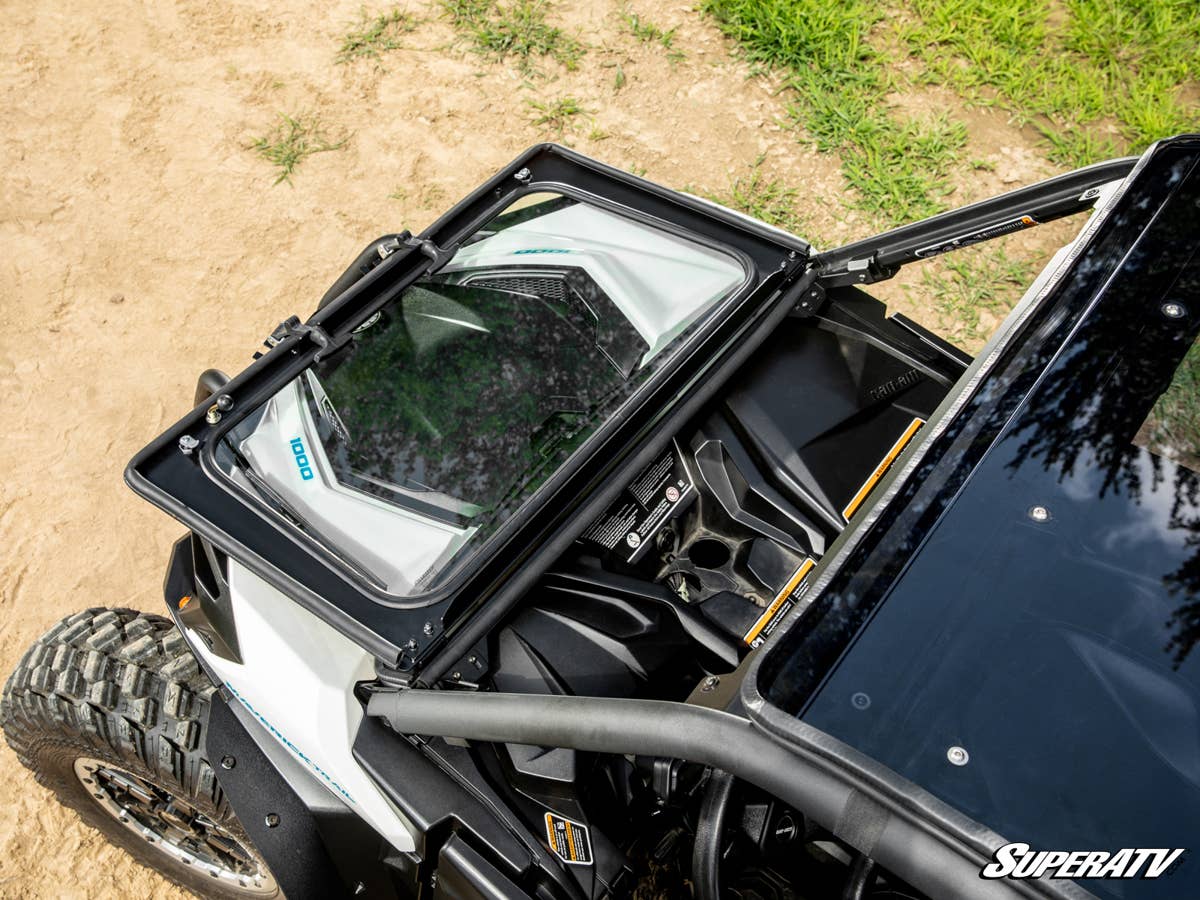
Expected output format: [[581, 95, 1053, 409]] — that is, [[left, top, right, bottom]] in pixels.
[[1, 607, 277, 898]]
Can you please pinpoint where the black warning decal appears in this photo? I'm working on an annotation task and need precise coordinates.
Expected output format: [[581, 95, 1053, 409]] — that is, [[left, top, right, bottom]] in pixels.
[[544, 812, 593, 866], [913, 215, 1039, 259], [579, 441, 695, 564]]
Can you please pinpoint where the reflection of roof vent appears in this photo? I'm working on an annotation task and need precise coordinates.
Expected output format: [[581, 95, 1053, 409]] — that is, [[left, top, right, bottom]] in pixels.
[[467, 273, 568, 302]]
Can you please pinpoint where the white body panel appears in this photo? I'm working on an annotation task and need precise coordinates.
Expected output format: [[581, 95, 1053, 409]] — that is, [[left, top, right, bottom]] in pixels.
[[188, 562, 417, 853], [238, 376, 472, 594]]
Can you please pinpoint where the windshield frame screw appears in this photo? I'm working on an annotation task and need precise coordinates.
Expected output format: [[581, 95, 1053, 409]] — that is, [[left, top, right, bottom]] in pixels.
[[422, 621, 434, 636], [264, 813, 280, 828], [701, 675, 720, 692], [178, 434, 200, 456], [220, 756, 236, 770], [851, 692, 871, 710], [947, 746, 969, 767], [1162, 301, 1187, 320], [514, 167, 532, 184], [205, 404, 222, 424], [1028, 505, 1051, 523]]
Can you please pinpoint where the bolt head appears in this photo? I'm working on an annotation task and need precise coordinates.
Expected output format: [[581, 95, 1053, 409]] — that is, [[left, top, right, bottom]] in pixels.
[[422, 621, 434, 636], [946, 745, 969, 766], [220, 756, 236, 770], [264, 813, 280, 828]]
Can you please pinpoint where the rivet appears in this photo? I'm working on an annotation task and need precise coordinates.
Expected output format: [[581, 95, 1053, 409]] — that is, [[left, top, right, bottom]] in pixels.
[[947, 745, 969, 766], [1162, 301, 1187, 320]]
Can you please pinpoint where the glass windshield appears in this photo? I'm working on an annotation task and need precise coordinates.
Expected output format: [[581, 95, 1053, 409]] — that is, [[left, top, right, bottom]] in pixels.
[[218, 193, 746, 594]]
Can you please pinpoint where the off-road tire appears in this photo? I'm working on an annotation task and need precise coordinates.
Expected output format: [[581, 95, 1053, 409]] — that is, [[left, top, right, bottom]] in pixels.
[[1, 607, 278, 898]]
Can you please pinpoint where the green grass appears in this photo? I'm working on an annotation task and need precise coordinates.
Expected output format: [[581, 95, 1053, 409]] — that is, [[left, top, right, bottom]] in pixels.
[[337, 8, 421, 62], [702, 0, 967, 225], [900, 0, 1200, 166], [920, 246, 1036, 347], [249, 114, 347, 185], [443, 0, 584, 74], [621, 8, 684, 61], [696, 154, 807, 235], [527, 96, 590, 135]]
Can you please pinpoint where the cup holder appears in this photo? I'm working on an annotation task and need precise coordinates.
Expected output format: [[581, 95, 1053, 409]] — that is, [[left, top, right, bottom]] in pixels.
[[687, 537, 731, 570]]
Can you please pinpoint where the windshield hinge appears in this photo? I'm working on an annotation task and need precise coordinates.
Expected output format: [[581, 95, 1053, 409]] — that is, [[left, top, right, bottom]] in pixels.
[[821, 252, 898, 289], [396, 231, 453, 270], [266, 315, 350, 362]]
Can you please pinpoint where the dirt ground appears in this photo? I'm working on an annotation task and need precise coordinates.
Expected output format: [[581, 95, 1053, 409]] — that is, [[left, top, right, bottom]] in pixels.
[[0, 0, 1077, 896]]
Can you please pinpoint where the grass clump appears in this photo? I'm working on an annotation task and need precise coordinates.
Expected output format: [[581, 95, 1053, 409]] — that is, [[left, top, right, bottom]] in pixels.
[[920, 246, 1035, 347], [337, 8, 420, 62], [444, 0, 584, 74], [250, 114, 347, 185], [621, 8, 684, 61], [702, 0, 966, 225], [901, 0, 1200, 166], [527, 97, 591, 136], [697, 155, 807, 235]]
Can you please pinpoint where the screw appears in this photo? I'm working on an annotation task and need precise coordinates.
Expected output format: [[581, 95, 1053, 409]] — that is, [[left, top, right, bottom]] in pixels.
[[1028, 505, 1050, 523], [264, 813, 280, 828], [1162, 301, 1187, 320], [701, 675, 720, 692], [220, 756, 236, 770], [178, 434, 200, 456], [947, 746, 969, 766], [422, 621, 434, 636], [405, 639, 418, 651], [514, 167, 532, 183], [205, 404, 222, 424], [851, 692, 871, 710], [468, 655, 479, 665], [354, 883, 367, 895], [452, 672, 462, 681]]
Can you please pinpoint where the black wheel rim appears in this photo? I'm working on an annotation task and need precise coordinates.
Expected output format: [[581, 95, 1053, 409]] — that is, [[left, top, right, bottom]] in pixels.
[[73, 757, 276, 894]]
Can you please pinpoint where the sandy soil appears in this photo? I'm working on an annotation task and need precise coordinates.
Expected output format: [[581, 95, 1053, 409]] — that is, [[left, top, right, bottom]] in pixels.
[[0, 1, 1073, 895]]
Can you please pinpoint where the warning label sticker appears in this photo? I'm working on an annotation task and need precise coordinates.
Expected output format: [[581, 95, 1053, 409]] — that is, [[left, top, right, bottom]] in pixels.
[[544, 812, 593, 866], [744, 557, 816, 648], [579, 443, 695, 563], [841, 417, 925, 522]]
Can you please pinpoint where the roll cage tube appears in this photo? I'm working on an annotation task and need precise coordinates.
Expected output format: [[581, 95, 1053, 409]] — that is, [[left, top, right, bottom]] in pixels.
[[366, 690, 1079, 900]]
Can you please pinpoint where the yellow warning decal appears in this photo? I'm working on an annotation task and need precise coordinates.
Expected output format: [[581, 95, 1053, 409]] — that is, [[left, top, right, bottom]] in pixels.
[[841, 417, 925, 521], [544, 812, 593, 866], [744, 557, 816, 646]]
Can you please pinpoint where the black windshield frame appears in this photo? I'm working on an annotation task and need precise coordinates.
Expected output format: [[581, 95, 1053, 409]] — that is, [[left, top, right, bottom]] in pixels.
[[126, 143, 808, 667]]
